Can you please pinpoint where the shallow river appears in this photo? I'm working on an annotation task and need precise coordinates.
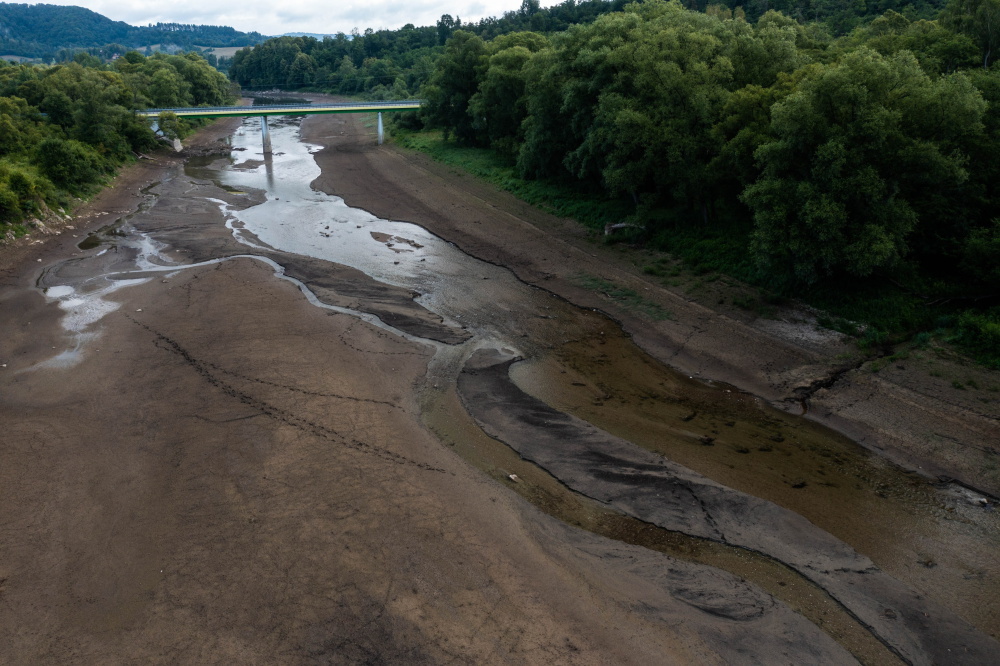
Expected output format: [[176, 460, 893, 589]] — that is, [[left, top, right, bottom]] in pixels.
[[43, 114, 1000, 654]]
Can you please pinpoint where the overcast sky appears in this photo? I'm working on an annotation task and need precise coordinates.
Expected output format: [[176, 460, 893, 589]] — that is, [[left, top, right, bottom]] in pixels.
[[41, 0, 536, 36]]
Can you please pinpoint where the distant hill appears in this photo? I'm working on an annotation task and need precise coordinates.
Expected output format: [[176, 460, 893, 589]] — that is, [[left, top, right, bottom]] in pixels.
[[0, 3, 268, 57]]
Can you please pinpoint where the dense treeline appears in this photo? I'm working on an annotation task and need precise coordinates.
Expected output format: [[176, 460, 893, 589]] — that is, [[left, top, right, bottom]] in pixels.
[[0, 51, 233, 233], [227, 0, 948, 96], [687, 0, 949, 32], [0, 3, 266, 59], [412, 0, 1000, 359], [422, 1, 997, 286], [228, 0, 638, 94]]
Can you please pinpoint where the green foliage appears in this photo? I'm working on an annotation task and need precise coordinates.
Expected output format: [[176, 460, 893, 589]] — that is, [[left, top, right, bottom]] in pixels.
[[941, 0, 1000, 67], [34, 137, 107, 191], [0, 182, 21, 223], [845, 11, 980, 73], [468, 33, 549, 158], [384, 1, 1000, 365], [743, 47, 984, 285], [225, 1, 637, 97], [157, 111, 182, 140], [0, 48, 231, 236], [961, 218, 1000, 287], [955, 308, 1000, 366], [421, 31, 489, 142]]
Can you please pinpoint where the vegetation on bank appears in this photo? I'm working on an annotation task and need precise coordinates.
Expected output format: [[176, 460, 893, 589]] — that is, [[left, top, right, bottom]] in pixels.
[[0, 51, 234, 238], [225, 0, 1000, 367]]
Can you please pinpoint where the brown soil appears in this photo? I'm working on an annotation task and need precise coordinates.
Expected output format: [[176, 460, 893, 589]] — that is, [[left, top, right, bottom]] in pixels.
[[0, 103, 995, 664], [301, 104, 1000, 500]]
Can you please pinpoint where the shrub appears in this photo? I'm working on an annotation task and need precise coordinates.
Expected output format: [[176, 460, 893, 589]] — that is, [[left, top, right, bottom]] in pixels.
[[33, 137, 106, 191], [0, 184, 22, 223], [955, 308, 1000, 368]]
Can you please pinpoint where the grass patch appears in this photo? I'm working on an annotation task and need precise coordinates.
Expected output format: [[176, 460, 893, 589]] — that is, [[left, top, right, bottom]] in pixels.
[[953, 308, 1000, 369], [393, 130, 631, 232], [644, 218, 759, 283], [575, 273, 673, 321], [2, 222, 29, 239]]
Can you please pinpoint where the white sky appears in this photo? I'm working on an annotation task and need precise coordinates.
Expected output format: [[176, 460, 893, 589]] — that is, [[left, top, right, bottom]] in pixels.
[[39, 0, 536, 36]]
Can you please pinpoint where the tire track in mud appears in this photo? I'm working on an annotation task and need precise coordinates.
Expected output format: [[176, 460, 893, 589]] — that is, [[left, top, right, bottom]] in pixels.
[[201, 356, 407, 412], [129, 316, 444, 473]]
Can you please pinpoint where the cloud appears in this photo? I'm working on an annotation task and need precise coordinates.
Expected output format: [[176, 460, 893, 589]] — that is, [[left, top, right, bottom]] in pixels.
[[39, 0, 532, 35]]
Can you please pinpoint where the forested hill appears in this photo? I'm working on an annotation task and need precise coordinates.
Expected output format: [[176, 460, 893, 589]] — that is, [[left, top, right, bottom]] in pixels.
[[0, 3, 266, 57]]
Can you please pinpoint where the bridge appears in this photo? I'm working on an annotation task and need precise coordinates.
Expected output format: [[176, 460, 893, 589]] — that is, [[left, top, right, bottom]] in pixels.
[[138, 100, 422, 152]]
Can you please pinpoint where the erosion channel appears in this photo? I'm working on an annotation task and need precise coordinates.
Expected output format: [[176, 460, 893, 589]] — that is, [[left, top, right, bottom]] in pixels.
[[1, 108, 997, 664]]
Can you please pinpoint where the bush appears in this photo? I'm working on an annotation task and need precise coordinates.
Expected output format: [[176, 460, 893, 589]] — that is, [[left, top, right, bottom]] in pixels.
[[955, 308, 1000, 368], [0, 184, 22, 223], [33, 137, 106, 191], [962, 219, 1000, 288]]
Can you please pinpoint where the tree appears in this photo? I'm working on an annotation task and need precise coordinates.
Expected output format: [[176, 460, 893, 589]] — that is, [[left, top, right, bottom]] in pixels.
[[420, 31, 487, 142], [742, 48, 985, 284], [437, 15, 460, 45], [288, 52, 316, 87], [148, 67, 190, 107], [34, 137, 106, 191], [468, 33, 549, 157], [157, 110, 182, 140], [942, 0, 1000, 68]]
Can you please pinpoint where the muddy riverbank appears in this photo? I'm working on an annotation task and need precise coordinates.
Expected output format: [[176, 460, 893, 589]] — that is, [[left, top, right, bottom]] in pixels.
[[302, 104, 1000, 503], [0, 104, 996, 664]]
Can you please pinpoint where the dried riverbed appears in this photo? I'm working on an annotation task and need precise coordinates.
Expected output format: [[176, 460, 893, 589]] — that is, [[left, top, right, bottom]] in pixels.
[[0, 108, 996, 664]]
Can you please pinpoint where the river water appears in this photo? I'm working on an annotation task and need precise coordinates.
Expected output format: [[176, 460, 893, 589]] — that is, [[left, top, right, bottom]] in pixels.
[[40, 114, 999, 650]]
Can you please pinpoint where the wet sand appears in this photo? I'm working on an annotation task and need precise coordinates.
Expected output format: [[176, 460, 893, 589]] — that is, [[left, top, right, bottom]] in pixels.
[[0, 106, 996, 664]]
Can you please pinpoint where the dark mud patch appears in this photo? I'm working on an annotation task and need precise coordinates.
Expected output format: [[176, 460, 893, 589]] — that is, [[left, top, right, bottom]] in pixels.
[[276, 254, 470, 345], [457, 349, 999, 665]]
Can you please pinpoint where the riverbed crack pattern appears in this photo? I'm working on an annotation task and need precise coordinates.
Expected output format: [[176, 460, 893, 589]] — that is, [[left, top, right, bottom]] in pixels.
[[129, 316, 443, 472]]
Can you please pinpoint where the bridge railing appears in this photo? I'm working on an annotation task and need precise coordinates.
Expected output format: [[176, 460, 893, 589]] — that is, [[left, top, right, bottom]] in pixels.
[[139, 100, 423, 115]]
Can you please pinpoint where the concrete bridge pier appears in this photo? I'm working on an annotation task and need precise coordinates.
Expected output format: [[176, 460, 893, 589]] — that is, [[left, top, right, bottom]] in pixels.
[[378, 112, 384, 145], [261, 115, 272, 154]]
